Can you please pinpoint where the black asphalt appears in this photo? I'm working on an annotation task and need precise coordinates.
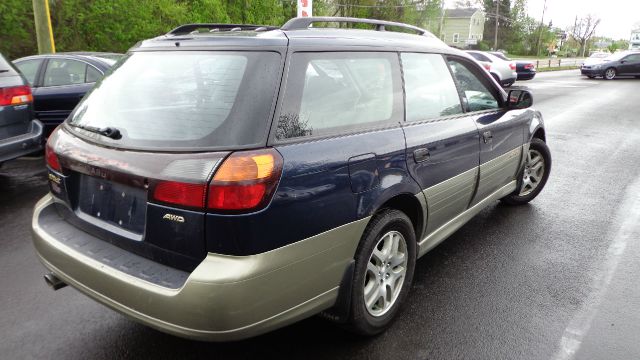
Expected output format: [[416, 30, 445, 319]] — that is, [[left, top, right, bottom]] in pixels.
[[1, 70, 639, 360]]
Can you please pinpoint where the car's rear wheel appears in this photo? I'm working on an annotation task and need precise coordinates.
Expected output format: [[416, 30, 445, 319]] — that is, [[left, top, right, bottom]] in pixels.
[[346, 209, 416, 336], [501, 138, 551, 205], [604, 68, 616, 80]]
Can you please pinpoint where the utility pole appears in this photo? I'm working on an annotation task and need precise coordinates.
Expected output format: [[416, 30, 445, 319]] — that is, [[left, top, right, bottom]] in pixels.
[[32, 0, 56, 54], [493, 0, 499, 50], [535, 0, 548, 56], [438, 1, 445, 39]]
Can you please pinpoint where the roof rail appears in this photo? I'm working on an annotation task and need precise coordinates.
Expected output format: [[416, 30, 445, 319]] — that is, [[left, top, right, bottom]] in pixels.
[[167, 23, 278, 35], [281, 17, 430, 36]]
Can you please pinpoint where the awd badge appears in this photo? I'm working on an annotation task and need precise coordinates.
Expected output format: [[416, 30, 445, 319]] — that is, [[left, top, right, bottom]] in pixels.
[[162, 213, 185, 223]]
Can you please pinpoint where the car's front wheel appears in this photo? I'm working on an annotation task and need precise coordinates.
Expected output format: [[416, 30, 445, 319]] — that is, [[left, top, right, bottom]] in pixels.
[[604, 67, 616, 80], [501, 138, 551, 205], [346, 209, 416, 336]]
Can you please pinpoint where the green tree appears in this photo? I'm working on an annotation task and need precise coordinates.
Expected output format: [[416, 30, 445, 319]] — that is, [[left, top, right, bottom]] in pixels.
[[0, 0, 38, 59]]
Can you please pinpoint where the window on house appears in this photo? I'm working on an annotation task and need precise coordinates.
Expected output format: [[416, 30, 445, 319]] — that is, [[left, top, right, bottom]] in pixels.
[[453, 33, 460, 43]]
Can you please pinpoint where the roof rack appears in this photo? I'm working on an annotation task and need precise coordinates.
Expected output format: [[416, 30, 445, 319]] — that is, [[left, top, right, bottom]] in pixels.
[[281, 17, 430, 36], [167, 23, 278, 35]]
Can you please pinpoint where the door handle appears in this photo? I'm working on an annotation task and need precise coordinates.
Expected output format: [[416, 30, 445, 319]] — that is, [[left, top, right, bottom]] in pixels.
[[413, 148, 430, 163], [483, 131, 493, 144]]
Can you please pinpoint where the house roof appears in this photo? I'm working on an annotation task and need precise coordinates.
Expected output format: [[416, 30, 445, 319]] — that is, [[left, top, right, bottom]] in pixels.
[[445, 8, 480, 18]]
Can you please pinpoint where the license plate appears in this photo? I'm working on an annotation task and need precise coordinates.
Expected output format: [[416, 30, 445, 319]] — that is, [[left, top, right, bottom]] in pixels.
[[77, 175, 146, 234]]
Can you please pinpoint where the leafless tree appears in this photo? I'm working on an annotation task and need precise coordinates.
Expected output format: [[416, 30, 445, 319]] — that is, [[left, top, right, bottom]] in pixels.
[[570, 14, 601, 57]]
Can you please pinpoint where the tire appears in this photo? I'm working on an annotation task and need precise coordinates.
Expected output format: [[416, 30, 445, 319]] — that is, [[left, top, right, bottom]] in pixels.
[[604, 67, 616, 80], [346, 209, 417, 336], [501, 138, 551, 205], [491, 73, 500, 84]]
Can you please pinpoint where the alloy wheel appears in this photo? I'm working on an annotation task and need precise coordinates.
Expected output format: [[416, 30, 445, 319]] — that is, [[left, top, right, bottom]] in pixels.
[[605, 68, 616, 80], [519, 148, 545, 196], [363, 230, 408, 317]]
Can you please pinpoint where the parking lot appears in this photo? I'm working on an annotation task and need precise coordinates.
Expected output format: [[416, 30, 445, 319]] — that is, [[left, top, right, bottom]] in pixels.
[[1, 69, 639, 359]]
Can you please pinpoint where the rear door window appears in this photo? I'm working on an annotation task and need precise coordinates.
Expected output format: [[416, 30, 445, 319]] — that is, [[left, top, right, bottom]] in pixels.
[[448, 59, 501, 112], [276, 52, 403, 139], [401, 53, 462, 121], [68, 51, 282, 150], [44, 58, 87, 86], [14, 59, 43, 85], [85, 66, 102, 83]]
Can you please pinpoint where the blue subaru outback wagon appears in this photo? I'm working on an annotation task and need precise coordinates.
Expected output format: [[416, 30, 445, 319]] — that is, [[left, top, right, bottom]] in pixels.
[[32, 17, 551, 341]]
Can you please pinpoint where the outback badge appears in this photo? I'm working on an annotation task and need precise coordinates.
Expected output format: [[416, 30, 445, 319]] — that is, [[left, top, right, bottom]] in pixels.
[[162, 213, 185, 223]]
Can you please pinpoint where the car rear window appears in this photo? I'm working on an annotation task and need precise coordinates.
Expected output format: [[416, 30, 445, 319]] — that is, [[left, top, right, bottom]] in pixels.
[[68, 51, 281, 151]]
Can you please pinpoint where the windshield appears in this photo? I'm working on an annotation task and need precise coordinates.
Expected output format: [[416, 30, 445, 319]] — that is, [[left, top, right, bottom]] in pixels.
[[68, 51, 281, 150]]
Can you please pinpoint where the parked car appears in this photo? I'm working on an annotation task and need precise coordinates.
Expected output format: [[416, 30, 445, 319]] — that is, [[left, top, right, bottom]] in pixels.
[[581, 51, 640, 79], [466, 50, 518, 87], [490, 52, 536, 80], [0, 53, 43, 165], [13, 52, 122, 136], [33, 18, 551, 341]]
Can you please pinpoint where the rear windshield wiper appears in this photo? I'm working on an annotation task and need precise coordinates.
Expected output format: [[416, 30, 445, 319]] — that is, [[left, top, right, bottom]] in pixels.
[[69, 123, 122, 140], [0, 69, 9, 73]]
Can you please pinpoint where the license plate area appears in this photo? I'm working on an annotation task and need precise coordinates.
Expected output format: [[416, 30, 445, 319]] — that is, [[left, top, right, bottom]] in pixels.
[[76, 174, 146, 235]]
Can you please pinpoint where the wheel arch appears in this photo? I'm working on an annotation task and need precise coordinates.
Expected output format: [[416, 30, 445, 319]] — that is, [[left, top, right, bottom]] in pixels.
[[324, 192, 424, 324], [371, 193, 425, 243], [532, 127, 546, 142]]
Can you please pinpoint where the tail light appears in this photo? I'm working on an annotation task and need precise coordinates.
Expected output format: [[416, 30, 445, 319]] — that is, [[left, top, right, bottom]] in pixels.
[[524, 63, 535, 70], [45, 142, 62, 172], [153, 182, 207, 208], [482, 63, 491, 71], [208, 149, 283, 212], [153, 148, 283, 213], [0, 85, 33, 106], [509, 62, 516, 71]]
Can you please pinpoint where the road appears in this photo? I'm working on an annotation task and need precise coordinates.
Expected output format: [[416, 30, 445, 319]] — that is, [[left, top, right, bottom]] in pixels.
[[1, 70, 639, 359]]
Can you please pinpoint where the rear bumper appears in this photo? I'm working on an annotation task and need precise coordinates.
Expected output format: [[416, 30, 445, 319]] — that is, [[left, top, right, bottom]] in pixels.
[[498, 72, 517, 85], [517, 71, 536, 80], [32, 194, 366, 341], [0, 119, 43, 163]]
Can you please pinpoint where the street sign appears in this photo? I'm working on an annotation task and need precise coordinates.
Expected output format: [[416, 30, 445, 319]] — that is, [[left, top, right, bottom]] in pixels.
[[297, 0, 312, 17], [466, 39, 478, 45]]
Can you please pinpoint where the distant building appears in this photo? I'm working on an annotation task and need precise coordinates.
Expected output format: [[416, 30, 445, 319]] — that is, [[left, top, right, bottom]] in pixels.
[[441, 8, 485, 48], [630, 28, 640, 50]]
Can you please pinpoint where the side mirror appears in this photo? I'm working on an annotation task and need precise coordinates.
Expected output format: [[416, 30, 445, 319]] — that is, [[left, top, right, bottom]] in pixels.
[[507, 89, 533, 109]]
